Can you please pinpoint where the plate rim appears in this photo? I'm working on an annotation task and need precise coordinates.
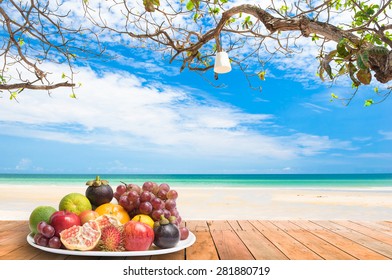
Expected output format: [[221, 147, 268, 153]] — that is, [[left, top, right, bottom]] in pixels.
[[27, 231, 196, 257]]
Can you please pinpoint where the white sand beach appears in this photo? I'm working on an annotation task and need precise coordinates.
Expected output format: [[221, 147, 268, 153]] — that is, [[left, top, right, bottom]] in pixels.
[[1, 184, 392, 221]]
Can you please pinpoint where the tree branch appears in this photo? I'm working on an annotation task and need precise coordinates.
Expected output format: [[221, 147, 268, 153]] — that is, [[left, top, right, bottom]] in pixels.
[[0, 81, 75, 91]]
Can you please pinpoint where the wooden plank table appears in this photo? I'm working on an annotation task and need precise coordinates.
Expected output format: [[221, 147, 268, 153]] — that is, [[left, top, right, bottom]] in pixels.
[[1, 220, 392, 260]]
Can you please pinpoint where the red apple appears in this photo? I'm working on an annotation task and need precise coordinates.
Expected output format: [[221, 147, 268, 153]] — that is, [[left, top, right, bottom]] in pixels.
[[49, 210, 81, 237], [123, 220, 154, 251], [79, 210, 99, 225]]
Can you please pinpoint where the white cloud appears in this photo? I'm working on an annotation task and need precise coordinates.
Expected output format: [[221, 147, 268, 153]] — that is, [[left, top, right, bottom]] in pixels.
[[301, 102, 332, 113], [15, 158, 32, 171], [353, 137, 372, 142], [0, 62, 353, 162], [357, 153, 392, 159], [379, 131, 392, 141]]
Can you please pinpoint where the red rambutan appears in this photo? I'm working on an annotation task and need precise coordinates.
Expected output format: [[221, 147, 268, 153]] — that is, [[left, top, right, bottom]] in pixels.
[[99, 225, 124, 251]]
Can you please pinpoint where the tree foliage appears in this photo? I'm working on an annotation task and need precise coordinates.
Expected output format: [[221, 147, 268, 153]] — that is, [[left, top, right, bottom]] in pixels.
[[1, 0, 391, 104]]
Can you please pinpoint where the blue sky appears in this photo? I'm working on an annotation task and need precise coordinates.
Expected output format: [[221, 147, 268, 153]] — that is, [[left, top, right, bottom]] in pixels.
[[1, 1, 391, 174]]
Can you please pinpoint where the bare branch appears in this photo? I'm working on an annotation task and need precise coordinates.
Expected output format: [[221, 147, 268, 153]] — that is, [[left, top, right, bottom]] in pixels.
[[0, 81, 75, 91]]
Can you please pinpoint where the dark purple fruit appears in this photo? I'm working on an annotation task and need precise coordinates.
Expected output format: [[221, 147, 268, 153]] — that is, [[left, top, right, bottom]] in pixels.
[[153, 215, 180, 249], [85, 176, 113, 207]]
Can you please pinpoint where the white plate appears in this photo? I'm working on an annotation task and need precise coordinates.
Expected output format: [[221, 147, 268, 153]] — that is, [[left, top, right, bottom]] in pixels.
[[27, 232, 196, 257]]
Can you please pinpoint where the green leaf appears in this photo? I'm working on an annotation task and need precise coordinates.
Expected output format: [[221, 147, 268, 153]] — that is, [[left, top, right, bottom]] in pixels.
[[187, 0, 199, 10], [330, 93, 339, 102], [338, 63, 347, 75], [258, 70, 266, 81], [364, 99, 374, 107], [321, 50, 337, 80], [336, 38, 349, 57], [9, 89, 22, 100], [209, 7, 220, 15], [193, 13, 201, 21], [242, 16, 253, 29], [143, 0, 159, 12], [374, 87, 379, 93], [311, 33, 319, 41], [368, 46, 389, 56], [348, 62, 360, 87], [186, 0, 194, 10], [18, 38, 25, 47], [357, 51, 370, 70], [356, 69, 372, 84], [69, 93, 77, 99], [226, 17, 236, 25], [280, 5, 288, 13], [61, 73, 66, 79], [335, 0, 342, 10], [318, 66, 325, 82]]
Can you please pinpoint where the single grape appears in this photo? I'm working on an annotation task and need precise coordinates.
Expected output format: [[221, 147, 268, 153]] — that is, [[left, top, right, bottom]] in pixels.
[[140, 191, 152, 202], [163, 209, 171, 219], [34, 233, 48, 247], [41, 224, 55, 239], [159, 183, 170, 192], [152, 183, 160, 195], [157, 189, 167, 200], [179, 227, 189, 240], [114, 192, 121, 201], [151, 197, 164, 210], [119, 195, 129, 209], [151, 209, 164, 221], [170, 207, 179, 217], [48, 236, 62, 249], [129, 184, 141, 194], [167, 189, 178, 200], [37, 221, 48, 234], [128, 200, 140, 211], [127, 190, 140, 203], [142, 181, 154, 192], [116, 184, 127, 195], [139, 201, 152, 215], [165, 199, 176, 210]]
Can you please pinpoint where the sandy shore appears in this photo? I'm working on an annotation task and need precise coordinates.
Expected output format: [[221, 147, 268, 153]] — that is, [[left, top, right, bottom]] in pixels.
[[1, 184, 392, 220]]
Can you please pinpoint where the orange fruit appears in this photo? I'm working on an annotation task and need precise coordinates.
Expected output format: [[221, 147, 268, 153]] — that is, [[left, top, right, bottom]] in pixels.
[[95, 203, 130, 224]]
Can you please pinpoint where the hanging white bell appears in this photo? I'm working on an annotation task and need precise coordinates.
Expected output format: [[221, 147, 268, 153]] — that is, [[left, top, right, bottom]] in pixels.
[[214, 51, 232, 74]]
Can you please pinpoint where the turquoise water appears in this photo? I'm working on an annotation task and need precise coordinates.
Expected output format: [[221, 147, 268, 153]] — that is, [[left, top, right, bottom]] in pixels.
[[0, 174, 391, 189]]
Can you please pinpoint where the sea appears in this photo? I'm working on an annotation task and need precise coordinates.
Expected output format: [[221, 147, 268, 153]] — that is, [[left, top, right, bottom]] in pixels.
[[0, 173, 391, 189]]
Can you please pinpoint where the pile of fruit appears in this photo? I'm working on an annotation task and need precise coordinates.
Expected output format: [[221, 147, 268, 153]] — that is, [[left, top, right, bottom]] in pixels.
[[29, 176, 190, 252]]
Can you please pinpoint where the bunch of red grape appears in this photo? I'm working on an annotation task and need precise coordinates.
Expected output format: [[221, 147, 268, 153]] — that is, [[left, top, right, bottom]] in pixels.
[[33, 221, 62, 249], [114, 181, 182, 224]]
